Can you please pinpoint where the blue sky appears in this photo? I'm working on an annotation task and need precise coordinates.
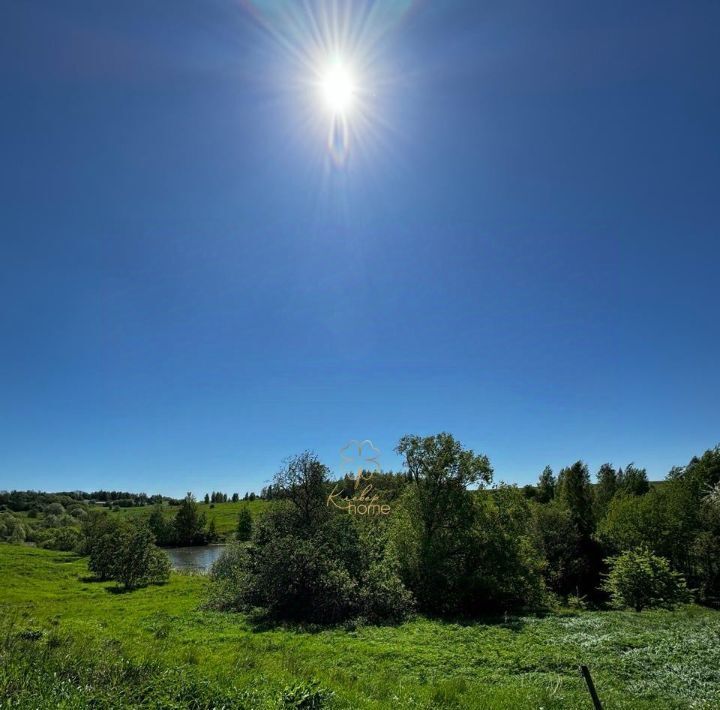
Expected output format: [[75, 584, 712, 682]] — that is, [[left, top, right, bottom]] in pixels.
[[1, 0, 719, 497]]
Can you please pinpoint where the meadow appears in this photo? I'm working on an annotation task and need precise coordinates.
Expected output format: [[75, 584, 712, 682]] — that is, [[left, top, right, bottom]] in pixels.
[[2, 543, 719, 709], [102, 499, 268, 539]]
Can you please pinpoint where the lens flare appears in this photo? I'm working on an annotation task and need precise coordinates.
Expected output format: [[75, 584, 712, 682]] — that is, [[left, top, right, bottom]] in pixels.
[[237, 0, 418, 169]]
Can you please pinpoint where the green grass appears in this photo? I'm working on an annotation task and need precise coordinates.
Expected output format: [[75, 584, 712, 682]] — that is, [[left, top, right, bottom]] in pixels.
[[1, 543, 719, 708], [92, 499, 269, 538]]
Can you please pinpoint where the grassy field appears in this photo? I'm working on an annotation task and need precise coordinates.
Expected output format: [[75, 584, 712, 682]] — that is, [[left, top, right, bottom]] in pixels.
[[1, 544, 719, 708], [91, 499, 269, 538]]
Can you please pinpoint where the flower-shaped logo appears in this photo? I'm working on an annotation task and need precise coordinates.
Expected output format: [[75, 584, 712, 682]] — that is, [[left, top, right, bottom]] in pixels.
[[339, 439, 381, 489]]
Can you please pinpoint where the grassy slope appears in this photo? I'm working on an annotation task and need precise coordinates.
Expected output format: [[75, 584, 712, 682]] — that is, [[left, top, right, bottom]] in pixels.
[[1, 544, 719, 709], [93, 499, 269, 538]]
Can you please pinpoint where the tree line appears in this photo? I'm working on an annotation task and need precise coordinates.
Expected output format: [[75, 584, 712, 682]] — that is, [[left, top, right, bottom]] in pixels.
[[206, 434, 719, 623]]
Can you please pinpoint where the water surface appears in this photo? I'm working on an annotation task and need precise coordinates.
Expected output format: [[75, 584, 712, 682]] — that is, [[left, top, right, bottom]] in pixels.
[[165, 545, 226, 572]]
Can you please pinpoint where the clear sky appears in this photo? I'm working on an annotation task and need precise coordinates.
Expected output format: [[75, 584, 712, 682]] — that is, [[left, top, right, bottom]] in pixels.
[[1, 1, 719, 497]]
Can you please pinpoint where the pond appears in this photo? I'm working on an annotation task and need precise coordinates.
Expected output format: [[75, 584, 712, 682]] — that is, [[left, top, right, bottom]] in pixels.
[[165, 545, 226, 572]]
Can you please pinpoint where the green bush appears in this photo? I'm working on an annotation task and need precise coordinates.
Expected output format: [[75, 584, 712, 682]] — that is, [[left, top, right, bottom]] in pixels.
[[207, 452, 413, 624], [602, 547, 692, 611], [0, 512, 26, 543], [86, 514, 170, 589], [41, 527, 81, 552]]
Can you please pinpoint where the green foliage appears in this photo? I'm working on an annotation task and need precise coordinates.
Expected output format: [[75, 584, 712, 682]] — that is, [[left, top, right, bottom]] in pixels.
[[618, 463, 650, 496], [532, 503, 583, 595], [174, 493, 207, 546], [0, 512, 27, 543], [41, 526, 81, 551], [236, 506, 253, 541], [111, 524, 171, 589], [390, 436, 545, 615], [208, 452, 412, 624], [556, 461, 594, 535], [147, 503, 175, 546], [602, 547, 692, 612], [598, 485, 696, 566], [86, 514, 170, 589], [280, 679, 334, 708], [551, 461, 603, 597], [390, 433, 494, 615], [594, 463, 618, 519], [536, 465, 556, 504]]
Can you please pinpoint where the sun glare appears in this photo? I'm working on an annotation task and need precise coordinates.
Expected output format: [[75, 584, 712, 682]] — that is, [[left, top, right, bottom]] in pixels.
[[320, 62, 356, 115]]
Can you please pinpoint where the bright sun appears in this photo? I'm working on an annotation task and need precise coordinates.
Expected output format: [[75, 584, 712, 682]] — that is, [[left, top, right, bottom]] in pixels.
[[320, 62, 356, 115]]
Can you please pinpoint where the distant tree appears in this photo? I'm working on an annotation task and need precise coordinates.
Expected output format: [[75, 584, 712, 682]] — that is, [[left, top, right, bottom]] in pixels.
[[557, 461, 594, 534], [45, 502, 65, 516], [536, 466, 556, 504], [0, 512, 26, 543], [174, 493, 207, 546], [602, 547, 691, 612], [207, 518, 218, 543], [618, 463, 650, 496], [594, 463, 618, 519], [236, 508, 252, 541], [232, 493, 239, 503], [148, 504, 174, 546], [204, 493, 210, 504], [43, 527, 81, 552]]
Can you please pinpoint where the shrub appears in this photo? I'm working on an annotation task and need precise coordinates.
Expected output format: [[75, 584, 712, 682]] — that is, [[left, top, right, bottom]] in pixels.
[[111, 524, 171, 589], [207, 452, 414, 624], [86, 515, 170, 589], [41, 527, 81, 552], [0, 512, 26, 543], [602, 547, 692, 612]]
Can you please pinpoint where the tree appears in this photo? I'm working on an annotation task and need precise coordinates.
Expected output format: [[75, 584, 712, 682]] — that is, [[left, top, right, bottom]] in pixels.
[[204, 493, 210, 504], [594, 463, 618, 519], [206, 451, 413, 624], [390, 433, 495, 614], [618, 463, 650, 496], [532, 503, 584, 596], [556, 461, 594, 534], [147, 503, 174, 546], [232, 493, 239, 503], [555, 461, 603, 596], [85, 512, 124, 579], [0, 512, 26, 543], [536, 466, 556, 504], [236, 507, 252, 541], [174, 493, 207, 546], [602, 547, 691, 612], [274, 451, 331, 532], [598, 485, 696, 569], [111, 523, 170, 589]]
